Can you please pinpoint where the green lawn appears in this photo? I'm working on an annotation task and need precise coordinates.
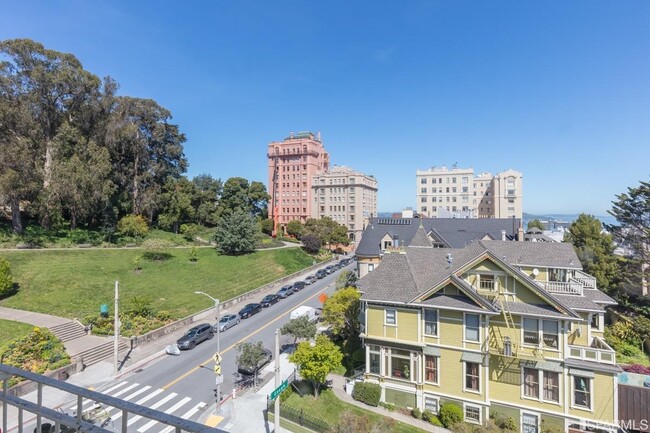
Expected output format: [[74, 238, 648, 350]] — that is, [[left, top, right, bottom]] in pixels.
[[283, 389, 429, 433], [0, 319, 35, 343], [0, 247, 316, 320]]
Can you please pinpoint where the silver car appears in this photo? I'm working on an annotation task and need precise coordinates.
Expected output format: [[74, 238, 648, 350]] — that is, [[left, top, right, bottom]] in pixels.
[[214, 314, 240, 332]]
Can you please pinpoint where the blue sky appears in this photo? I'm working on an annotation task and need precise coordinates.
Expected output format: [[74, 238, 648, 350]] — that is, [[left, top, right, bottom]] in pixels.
[[2, 1, 649, 215]]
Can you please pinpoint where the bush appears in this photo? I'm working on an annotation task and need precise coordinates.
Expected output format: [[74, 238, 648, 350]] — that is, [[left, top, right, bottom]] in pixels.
[[439, 402, 463, 428], [379, 402, 395, 411], [411, 407, 422, 419], [301, 234, 322, 254], [279, 385, 294, 403], [0, 257, 13, 297], [351, 382, 381, 407], [117, 214, 149, 238], [141, 239, 174, 261], [429, 415, 443, 427], [180, 223, 200, 241]]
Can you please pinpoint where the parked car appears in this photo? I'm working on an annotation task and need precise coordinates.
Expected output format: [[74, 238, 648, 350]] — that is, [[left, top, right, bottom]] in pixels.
[[339, 258, 350, 267], [260, 294, 280, 307], [292, 281, 306, 291], [316, 269, 327, 279], [304, 275, 317, 285], [325, 265, 335, 274], [238, 303, 262, 319], [276, 285, 294, 298], [290, 306, 320, 323], [237, 348, 273, 376], [176, 323, 213, 350], [214, 314, 240, 332]]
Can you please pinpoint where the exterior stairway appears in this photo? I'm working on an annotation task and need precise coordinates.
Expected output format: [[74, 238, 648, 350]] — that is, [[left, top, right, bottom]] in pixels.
[[74, 339, 129, 367], [49, 321, 129, 367], [49, 321, 87, 342]]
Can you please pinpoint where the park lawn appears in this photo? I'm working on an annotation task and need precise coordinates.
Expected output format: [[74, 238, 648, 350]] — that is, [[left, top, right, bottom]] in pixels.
[[0, 247, 315, 320], [0, 319, 35, 343], [283, 389, 430, 433]]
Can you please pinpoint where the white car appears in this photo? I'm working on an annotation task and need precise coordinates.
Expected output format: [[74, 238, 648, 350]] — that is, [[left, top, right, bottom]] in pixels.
[[214, 314, 240, 332]]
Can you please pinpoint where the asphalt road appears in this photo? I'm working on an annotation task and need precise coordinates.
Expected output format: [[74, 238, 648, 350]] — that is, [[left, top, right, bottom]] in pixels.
[[88, 262, 352, 430]]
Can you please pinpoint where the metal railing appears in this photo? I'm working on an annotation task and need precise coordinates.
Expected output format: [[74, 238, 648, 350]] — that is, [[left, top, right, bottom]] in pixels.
[[1, 364, 218, 433]]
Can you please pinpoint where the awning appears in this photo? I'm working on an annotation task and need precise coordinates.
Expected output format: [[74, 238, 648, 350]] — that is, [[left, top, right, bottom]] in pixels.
[[461, 351, 484, 364], [519, 360, 563, 373], [568, 368, 595, 378], [423, 346, 441, 357]]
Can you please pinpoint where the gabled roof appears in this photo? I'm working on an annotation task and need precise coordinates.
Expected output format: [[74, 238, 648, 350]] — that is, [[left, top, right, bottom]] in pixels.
[[480, 240, 580, 269], [409, 224, 434, 248], [355, 217, 521, 257], [414, 274, 499, 313]]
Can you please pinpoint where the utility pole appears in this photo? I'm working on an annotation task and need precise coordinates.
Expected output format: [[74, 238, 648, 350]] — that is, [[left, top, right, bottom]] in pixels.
[[195, 291, 221, 413], [113, 280, 119, 376], [274, 328, 281, 433]]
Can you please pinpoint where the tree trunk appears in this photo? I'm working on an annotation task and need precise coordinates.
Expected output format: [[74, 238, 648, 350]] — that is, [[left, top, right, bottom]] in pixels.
[[313, 380, 318, 397], [43, 138, 53, 189], [10, 199, 23, 234], [70, 212, 77, 230], [132, 153, 140, 214]]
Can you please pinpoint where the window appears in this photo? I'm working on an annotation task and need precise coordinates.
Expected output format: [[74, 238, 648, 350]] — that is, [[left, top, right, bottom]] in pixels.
[[420, 187, 427, 193], [523, 318, 539, 345], [543, 371, 559, 402], [573, 376, 591, 409], [542, 320, 559, 349], [390, 349, 410, 380], [424, 355, 437, 383], [421, 206, 427, 212], [465, 362, 480, 391], [385, 309, 396, 325], [421, 196, 427, 203], [522, 413, 539, 433], [420, 178, 427, 184], [369, 345, 380, 374], [464, 405, 480, 424], [591, 314, 600, 330], [424, 309, 438, 335], [479, 274, 495, 290], [524, 367, 539, 397], [424, 396, 439, 414], [465, 314, 480, 342]]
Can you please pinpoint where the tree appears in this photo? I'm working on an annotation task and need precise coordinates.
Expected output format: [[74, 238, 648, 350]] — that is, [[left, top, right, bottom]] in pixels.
[[527, 219, 545, 231], [607, 180, 650, 294], [157, 176, 195, 233], [191, 174, 221, 226], [303, 217, 350, 250], [321, 287, 361, 339], [217, 177, 270, 219], [289, 335, 343, 397], [236, 341, 267, 389], [260, 218, 274, 236], [336, 270, 358, 290], [117, 214, 149, 238], [301, 234, 322, 254], [214, 209, 257, 255], [564, 214, 620, 293], [280, 315, 317, 346], [0, 257, 13, 297], [286, 220, 304, 238]]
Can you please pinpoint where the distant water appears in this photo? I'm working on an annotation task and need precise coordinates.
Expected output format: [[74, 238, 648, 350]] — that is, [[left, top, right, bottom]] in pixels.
[[523, 213, 618, 227]]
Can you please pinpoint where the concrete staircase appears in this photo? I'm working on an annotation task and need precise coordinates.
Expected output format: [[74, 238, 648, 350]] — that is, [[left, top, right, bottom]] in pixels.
[[75, 339, 129, 367], [49, 321, 87, 342]]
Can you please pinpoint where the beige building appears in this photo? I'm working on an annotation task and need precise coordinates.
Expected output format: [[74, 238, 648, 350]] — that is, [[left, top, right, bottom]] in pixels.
[[267, 132, 329, 234], [416, 166, 523, 220], [311, 165, 378, 245]]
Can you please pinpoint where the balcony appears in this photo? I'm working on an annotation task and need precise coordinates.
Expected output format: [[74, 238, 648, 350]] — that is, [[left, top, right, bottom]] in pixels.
[[541, 279, 583, 296], [573, 270, 597, 290], [567, 337, 616, 365]]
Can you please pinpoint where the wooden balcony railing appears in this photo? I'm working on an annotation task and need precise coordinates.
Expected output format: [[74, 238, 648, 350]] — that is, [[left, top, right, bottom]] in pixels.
[[567, 337, 616, 364]]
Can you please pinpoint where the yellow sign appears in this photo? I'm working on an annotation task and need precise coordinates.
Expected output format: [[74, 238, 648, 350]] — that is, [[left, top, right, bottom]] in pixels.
[[214, 364, 221, 375], [213, 352, 222, 365]]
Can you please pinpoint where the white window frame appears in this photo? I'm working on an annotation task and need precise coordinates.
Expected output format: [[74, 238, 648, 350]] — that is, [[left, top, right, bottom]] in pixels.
[[522, 317, 539, 346], [368, 345, 381, 375], [424, 354, 439, 385], [590, 313, 601, 331], [385, 309, 396, 326], [464, 313, 480, 342], [463, 403, 482, 424], [423, 308, 438, 337], [542, 370, 560, 403], [463, 361, 481, 393], [521, 368, 561, 404], [423, 394, 439, 414], [521, 411, 540, 433], [521, 318, 560, 351], [571, 375, 593, 412]]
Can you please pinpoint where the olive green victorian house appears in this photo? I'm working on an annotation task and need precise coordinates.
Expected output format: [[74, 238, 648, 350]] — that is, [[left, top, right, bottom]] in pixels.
[[356, 225, 619, 433]]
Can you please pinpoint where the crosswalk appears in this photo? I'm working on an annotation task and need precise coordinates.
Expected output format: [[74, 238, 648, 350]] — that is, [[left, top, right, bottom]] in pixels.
[[66, 381, 207, 432]]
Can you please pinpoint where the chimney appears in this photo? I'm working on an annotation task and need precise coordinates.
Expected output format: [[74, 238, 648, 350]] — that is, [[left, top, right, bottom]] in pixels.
[[518, 226, 524, 241], [501, 230, 506, 241]]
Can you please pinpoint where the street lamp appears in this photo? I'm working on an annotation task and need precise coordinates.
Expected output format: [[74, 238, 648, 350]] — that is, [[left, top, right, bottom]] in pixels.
[[194, 291, 221, 412]]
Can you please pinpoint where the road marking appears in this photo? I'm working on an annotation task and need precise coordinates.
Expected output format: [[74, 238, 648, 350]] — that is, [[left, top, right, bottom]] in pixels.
[[137, 397, 191, 432], [162, 286, 330, 390], [127, 392, 177, 426], [70, 381, 129, 410], [204, 414, 224, 428], [111, 382, 140, 397], [159, 402, 207, 432], [109, 386, 151, 420]]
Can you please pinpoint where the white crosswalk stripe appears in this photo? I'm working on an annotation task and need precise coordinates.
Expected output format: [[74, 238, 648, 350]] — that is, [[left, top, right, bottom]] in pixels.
[[68, 381, 130, 411], [137, 397, 191, 432], [158, 402, 206, 433], [127, 392, 177, 426]]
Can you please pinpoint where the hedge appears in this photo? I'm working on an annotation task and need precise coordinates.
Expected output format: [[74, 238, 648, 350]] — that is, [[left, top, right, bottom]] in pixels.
[[351, 382, 381, 406]]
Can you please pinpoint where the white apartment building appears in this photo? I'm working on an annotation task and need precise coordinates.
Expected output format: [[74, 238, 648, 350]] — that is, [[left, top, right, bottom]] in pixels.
[[416, 166, 522, 219], [312, 166, 378, 245]]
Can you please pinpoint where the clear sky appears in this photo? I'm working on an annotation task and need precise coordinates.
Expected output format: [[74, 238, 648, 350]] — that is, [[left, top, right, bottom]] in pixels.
[[2, 1, 649, 215]]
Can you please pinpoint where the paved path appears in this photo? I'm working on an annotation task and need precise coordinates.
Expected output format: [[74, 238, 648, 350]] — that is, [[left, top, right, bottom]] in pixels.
[[0, 306, 70, 328]]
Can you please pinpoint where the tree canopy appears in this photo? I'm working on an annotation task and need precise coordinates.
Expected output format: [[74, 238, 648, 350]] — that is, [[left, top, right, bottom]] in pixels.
[[280, 315, 317, 346], [321, 287, 361, 339], [303, 217, 349, 249], [214, 209, 258, 255], [289, 335, 343, 397], [526, 219, 545, 231], [236, 341, 268, 389]]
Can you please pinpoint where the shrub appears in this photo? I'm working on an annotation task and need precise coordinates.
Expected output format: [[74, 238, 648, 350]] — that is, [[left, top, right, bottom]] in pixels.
[[180, 223, 200, 241], [189, 247, 198, 262], [141, 239, 174, 261], [429, 415, 443, 427], [351, 382, 381, 406], [624, 364, 650, 374], [411, 407, 422, 419], [301, 234, 322, 254], [117, 214, 149, 238], [379, 402, 395, 411], [439, 402, 463, 428], [0, 257, 13, 297], [279, 385, 294, 403]]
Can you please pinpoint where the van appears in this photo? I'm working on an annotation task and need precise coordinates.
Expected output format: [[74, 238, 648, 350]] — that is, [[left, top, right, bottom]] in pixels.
[[290, 306, 319, 323]]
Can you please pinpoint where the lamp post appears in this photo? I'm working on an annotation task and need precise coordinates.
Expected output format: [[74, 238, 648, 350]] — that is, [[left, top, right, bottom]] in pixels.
[[195, 291, 221, 412]]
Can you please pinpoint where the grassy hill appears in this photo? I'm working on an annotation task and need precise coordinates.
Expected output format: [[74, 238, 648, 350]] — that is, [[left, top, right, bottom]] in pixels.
[[0, 247, 315, 320]]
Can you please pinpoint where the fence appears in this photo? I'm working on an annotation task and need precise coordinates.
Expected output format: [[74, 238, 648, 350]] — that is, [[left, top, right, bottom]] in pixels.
[[279, 405, 331, 433]]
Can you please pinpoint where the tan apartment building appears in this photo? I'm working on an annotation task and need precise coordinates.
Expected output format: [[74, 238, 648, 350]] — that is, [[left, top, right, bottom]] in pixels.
[[267, 132, 329, 234], [311, 165, 378, 245], [416, 166, 523, 220]]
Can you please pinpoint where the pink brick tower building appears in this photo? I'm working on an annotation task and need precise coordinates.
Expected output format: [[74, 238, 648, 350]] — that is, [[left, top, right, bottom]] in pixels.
[[267, 131, 329, 235]]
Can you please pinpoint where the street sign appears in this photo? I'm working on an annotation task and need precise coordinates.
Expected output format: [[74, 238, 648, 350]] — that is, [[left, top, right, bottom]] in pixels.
[[215, 375, 224, 385], [270, 379, 288, 400], [213, 352, 221, 365], [214, 364, 221, 375]]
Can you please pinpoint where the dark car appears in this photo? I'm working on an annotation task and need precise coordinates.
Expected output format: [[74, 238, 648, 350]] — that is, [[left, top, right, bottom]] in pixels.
[[214, 314, 240, 332], [305, 275, 317, 285], [239, 303, 262, 319], [316, 269, 327, 279], [237, 348, 273, 376], [339, 259, 350, 267], [292, 281, 306, 291], [176, 323, 213, 350], [261, 294, 280, 307], [276, 285, 294, 299]]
